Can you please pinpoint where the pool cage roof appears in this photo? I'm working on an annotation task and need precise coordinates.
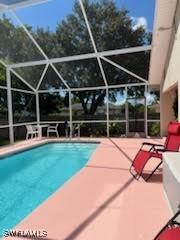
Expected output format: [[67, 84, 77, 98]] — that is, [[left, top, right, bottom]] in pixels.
[[0, 0, 157, 144], [0, 0, 153, 93]]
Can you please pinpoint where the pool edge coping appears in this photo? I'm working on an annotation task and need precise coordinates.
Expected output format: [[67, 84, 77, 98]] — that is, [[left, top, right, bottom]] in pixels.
[[0, 139, 101, 238], [0, 139, 101, 159]]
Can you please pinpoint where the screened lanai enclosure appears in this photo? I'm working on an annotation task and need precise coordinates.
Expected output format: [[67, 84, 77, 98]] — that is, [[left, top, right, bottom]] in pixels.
[[0, 0, 160, 145]]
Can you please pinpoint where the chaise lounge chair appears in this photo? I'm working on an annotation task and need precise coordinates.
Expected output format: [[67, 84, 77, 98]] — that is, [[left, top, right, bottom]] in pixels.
[[130, 122, 180, 181], [153, 208, 180, 240]]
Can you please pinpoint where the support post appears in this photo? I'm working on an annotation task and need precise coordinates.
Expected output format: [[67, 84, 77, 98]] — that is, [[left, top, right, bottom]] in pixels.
[[106, 88, 109, 137], [125, 86, 128, 136], [36, 91, 40, 125], [6, 67, 14, 144], [69, 91, 73, 139], [145, 85, 148, 137]]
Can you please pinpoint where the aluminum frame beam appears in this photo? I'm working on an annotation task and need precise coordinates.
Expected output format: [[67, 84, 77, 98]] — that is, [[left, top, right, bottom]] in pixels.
[[0, 83, 35, 94], [38, 82, 147, 93], [69, 91, 73, 138], [0, 59, 36, 92], [36, 64, 49, 91], [106, 88, 109, 137], [79, 0, 108, 87], [11, 87, 35, 94], [10, 68, 36, 92], [8, 45, 152, 69], [0, 86, 7, 90], [0, 0, 49, 12], [6, 67, 14, 144], [0, 59, 7, 68], [36, 91, 40, 125]]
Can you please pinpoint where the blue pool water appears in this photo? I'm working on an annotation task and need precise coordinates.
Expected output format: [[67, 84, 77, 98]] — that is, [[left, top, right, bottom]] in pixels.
[[0, 143, 97, 235]]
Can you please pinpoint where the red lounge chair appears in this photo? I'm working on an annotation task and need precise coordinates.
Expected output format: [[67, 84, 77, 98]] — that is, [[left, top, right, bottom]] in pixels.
[[130, 122, 180, 181], [154, 209, 180, 240]]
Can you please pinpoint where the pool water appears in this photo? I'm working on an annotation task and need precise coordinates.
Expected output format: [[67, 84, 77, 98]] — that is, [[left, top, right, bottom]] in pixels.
[[0, 143, 97, 235]]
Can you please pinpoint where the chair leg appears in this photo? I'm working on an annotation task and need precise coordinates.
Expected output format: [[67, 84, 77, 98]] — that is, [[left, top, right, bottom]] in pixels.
[[129, 160, 163, 182], [78, 127, 80, 138], [129, 165, 141, 180], [56, 131, 59, 138], [65, 129, 68, 138], [145, 161, 163, 182]]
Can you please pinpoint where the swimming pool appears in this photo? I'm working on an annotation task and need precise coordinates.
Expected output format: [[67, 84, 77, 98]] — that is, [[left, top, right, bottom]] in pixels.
[[0, 142, 97, 235]]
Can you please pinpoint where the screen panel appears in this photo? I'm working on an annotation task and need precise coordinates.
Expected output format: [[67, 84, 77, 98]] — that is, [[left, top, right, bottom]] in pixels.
[[71, 89, 107, 120], [148, 121, 160, 137], [0, 63, 6, 86], [127, 86, 145, 98], [147, 85, 160, 120], [0, 127, 9, 146], [16, 0, 94, 58], [76, 122, 107, 137], [39, 65, 67, 90], [0, 88, 8, 125], [83, 0, 154, 52], [108, 88, 126, 120], [12, 91, 36, 123], [11, 71, 34, 91], [0, 11, 44, 64], [102, 59, 143, 86], [39, 91, 69, 122], [13, 125, 26, 142], [107, 51, 150, 80], [14, 64, 46, 89], [109, 122, 126, 137], [54, 58, 105, 88]]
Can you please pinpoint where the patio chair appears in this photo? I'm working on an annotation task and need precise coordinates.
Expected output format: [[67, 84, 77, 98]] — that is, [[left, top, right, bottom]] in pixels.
[[130, 122, 180, 181], [26, 125, 38, 139], [72, 123, 81, 138], [47, 124, 59, 137], [64, 121, 70, 137], [153, 209, 180, 240], [63, 122, 81, 138]]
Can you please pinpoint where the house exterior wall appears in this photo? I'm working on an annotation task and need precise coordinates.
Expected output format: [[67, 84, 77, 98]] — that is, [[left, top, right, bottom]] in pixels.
[[160, 88, 175, 136], [163, 30, 180, 92], [160, 1, 180, 135], [163, 1, 180, 92]]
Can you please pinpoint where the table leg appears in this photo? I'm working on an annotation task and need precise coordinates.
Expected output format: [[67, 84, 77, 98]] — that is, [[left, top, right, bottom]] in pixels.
[[38, 127, 42, 138]]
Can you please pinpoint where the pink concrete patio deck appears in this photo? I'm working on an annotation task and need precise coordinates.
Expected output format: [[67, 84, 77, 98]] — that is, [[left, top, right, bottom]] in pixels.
[[1, 138, 170, 240]]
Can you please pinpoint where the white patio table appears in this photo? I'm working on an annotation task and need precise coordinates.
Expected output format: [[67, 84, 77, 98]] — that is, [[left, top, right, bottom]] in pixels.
[[33, 124, 49, 138]]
